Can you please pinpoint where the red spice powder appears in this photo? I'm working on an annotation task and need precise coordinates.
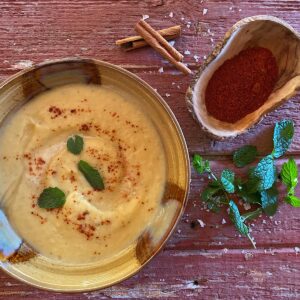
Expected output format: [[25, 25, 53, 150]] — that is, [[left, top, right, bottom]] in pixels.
[[205, 47, 278, 123]]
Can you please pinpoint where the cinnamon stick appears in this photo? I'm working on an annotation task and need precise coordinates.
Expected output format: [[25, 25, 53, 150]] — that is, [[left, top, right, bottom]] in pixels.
[[116, 25, 181, 51], [138, 20, 183, 61], [134, 21, 191, 75]]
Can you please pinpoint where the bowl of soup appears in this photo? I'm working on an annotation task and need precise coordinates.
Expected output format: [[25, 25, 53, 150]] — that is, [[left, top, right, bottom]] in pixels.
[[0, 58, 190, 291]]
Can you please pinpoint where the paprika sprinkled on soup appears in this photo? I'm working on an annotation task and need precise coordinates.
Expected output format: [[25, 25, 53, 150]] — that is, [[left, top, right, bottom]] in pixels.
[[0, 83, 176, 264], [205, 47, 278, 123]]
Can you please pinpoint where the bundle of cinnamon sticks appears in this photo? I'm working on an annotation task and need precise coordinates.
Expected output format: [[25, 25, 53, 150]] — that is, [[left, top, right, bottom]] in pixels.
[[116, 20, 191, 75]]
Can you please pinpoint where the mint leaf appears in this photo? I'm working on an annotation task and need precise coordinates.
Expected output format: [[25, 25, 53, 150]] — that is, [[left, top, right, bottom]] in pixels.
[[251, 155, 276, 191], [201, 181, 225, 213], [78, 160, 104, 190], [285, 195, 300, 207], [260, 184, 278, 216], [67, 135, 84, 155], [281, 158, 298, 191], [233, 145, 258, 168], [242, 208, 263, 221], [221, 169, 235, 193], [272, 119, 294, 158], [229, 200, 249, 236], [193, 154, 210, 174], [37, 187, 66, 209]]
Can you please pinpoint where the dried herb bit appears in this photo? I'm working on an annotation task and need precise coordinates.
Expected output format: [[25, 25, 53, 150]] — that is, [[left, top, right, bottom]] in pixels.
[[78, 160, 104, 190], [272, 119, 294, 158], [67, 135, 84, 155], [260, 184, 278, 216], [37, 187, 66, 209], [221, 169, 235, 193], [193, 154, 210, 174], [233, 145, 258, 168]]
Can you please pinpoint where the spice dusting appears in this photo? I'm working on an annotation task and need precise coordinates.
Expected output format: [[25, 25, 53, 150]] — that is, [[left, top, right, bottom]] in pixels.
[[205, 47, 278, 123]]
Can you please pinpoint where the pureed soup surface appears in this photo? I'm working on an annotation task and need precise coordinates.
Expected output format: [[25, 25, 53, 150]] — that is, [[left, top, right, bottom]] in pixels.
[[0, 83, 168, 264]]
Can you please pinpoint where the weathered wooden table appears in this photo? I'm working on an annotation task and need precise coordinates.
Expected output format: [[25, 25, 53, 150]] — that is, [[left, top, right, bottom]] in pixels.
[[0, 1, 299, 299]]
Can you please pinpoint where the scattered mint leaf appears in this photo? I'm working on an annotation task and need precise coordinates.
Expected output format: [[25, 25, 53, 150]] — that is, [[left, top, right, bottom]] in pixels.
[[260, 184, 278, 216], [193, 154, 210, 174], [221, 169, 235, 193], [201, 183, 221, 201], [272, 120, 294, 158], [285, 195, 300, 207], [233, 145, 258, 168], [78, 160, 104, 190], [242, 208, 263, 221], [37, 187, 66, 209], [229, 200, 249, 236], [67, 135, 84, 155], [251, 155, 276, 191], [281, 158, 298, 191]]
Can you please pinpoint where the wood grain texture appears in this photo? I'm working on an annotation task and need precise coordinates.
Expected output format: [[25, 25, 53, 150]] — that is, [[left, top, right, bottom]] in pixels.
[[0, 0, 300, 299]]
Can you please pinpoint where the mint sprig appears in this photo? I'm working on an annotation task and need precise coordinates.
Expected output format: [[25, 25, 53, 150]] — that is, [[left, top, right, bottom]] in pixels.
[[193, 119, 298, 248], [272, 119, 294, 158], [281, 158, 299, 207], [233, 145, 258, 168], [37, 187, 66, 209], [78, 160, 104, 190], [67, 135, 84, 155]]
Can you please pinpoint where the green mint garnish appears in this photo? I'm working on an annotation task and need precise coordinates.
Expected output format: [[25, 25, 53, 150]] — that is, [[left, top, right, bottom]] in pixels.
[[193, 119, 298, 249], [272, 119, 294, 158], [78, 160, 104, 190], [251, 155, 276, 191], [233, 145, 258, 168], [37, 187, 66, 209], [220, 169, 235, 193], [260, 184, 278, 216], [67, 135, 84, 155], [193, 154, 210, 174], [281, 158, 298, 192], [285, 195, 300, 207]]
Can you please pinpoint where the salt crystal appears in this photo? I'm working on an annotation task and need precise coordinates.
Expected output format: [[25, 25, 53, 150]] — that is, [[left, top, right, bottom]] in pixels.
[[223, 248, 228, 253], [165, 93, 171, 97], [187, 24, 191, 28], [184, 50, 191, 55], [262, 220, 267, 224], [181, 17, 185, 21], [169, 41, 175, 46], [142, 15, 149, 20], [238, 8, 242, 12], [203, 8, 208, 15], [169, 12, 174, 18], [221, 218, 226, 224], [295, 247, 300, 253], [210, 38, 214, 43], [172, 82, 176, 85], [193, 55, 200, 62], [243, 203, 251, 210], [229, 6, 233, 11], [197, 219, 206, 228], [244, 252, 253, 260], [274, 220, 281, 225], [158, 67, 164, 73], [177, 229, 181, 234]]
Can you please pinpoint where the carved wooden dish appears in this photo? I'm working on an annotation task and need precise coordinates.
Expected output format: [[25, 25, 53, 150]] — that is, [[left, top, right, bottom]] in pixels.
[[0, 58, 190, 291], [186, 15, 300, 139]]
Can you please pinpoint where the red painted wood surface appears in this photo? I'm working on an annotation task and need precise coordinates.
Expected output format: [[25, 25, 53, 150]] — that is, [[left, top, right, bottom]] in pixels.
[[0, 1, 300, 299]]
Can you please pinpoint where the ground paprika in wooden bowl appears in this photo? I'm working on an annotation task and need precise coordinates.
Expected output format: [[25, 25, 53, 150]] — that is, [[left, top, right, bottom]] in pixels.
[[186, 15, 300, 139]]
